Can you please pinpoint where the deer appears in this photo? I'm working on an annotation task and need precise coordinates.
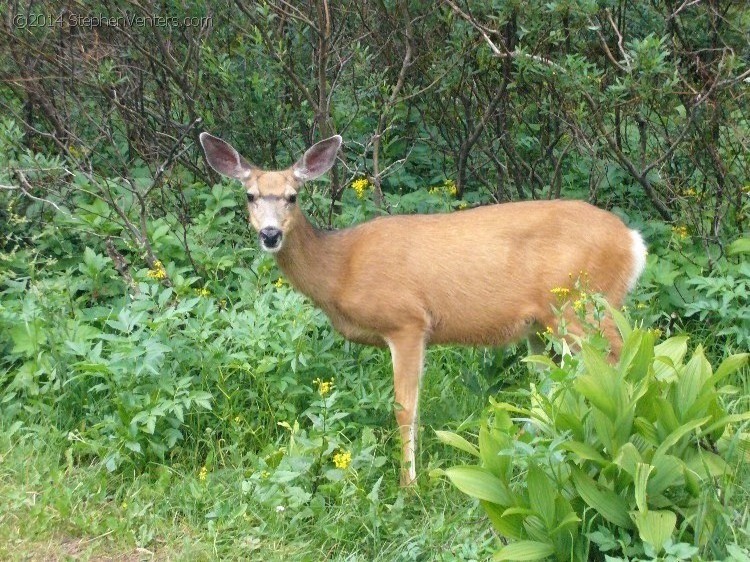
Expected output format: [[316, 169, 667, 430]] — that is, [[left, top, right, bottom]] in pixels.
[[199, 132, 648, 486]]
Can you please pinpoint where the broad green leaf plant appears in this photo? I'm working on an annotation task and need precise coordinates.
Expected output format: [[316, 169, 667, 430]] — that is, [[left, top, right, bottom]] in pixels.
[[436, 319, 748, 561]]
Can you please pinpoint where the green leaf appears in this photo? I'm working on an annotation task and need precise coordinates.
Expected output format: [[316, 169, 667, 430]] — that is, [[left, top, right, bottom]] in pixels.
[[494, 540, 555, 561], [435, 430, 480, 457], [571, 467, 632, 529], [653, 336, 689, 378], [631, 510, 676, 553], [443, 466, 514, 506], [527, 464, 556, 529], [480, 423, 511, 478], [727, 237, 750, 255], [562, 441, 607, 465], [483, 501, 525, 539], [605, 301, 632, 341], [674, 345, 710, 418], [653, 417, 710, 462], [634, 463, 653, 512], [648, 454, 683, 496], [575, 346, 619, 419], [613, 442, 643, 477], [706, 353, 749, 388]]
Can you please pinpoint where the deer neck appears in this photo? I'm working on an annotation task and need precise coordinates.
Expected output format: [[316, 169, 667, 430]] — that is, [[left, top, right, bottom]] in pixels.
[[274, 210, 343, 308]]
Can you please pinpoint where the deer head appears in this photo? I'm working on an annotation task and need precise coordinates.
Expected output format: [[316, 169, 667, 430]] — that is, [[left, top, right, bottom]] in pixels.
[[199, 132, 341, 253]]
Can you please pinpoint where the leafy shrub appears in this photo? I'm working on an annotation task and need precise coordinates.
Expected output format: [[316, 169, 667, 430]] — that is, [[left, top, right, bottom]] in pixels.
[[436, 320, 749, 561], [639, 234, 750, 354]]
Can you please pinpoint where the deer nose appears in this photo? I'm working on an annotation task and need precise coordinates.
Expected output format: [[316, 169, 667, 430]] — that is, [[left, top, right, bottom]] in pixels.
[[259, 227, 282, 249]]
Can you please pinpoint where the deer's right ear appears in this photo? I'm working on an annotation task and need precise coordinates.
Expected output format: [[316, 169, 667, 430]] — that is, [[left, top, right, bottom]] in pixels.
[[199, 132, 253, 180]]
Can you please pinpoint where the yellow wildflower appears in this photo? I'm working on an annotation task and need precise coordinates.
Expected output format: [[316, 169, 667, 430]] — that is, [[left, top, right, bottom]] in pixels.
[[274, 277, 286, 289], [196, 287, 211, 297], [198, 466, 208, 481], [351, 178, 371, 199], [682, 187, 697, 197], [545, 326, 553, 334], [146, 260, 167, 280], [333, 450, 352, 470], [233, 415, 242, 424], [313, 377, 334, 396], [458, 202, 468, 210], [550, 287, 570, 298], [430, 179, 458, 197], [443, 179, 457, 197], [672, 225, 689, 239]]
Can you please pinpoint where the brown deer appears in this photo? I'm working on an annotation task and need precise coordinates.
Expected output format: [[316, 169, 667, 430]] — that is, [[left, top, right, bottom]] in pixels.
[[199, 132, 647, 486]]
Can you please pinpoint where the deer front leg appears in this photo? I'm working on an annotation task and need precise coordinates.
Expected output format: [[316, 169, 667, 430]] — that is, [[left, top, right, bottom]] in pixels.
[[386, 329, 426, 487]]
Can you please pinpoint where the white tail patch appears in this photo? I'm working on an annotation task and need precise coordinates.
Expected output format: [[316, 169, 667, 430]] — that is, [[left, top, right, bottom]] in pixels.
[[627, 229, 648, 292]]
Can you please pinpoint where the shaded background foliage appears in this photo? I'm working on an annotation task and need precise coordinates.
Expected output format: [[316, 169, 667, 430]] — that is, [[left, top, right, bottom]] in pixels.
[[1, 0, 747, 250]]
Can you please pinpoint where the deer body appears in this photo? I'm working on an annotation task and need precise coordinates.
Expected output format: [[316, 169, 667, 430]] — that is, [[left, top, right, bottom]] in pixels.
[[200, 133, 647, 486]]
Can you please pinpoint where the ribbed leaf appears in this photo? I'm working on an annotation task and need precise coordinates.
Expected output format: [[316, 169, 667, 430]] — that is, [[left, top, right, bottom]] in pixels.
[[444, 466, 513, 506], [562, 441, 607, 465], [480, 423, 511, 479], [705, 353, 749, 388], [634, 463, 654, 512], [494, 541, 555, 561], [675, 345, 710, 418], [632, 510, 676, 553], [654, 336, 689, 365], [571, 467, 633, 529], [575, 344, 619, 420], [619, 329, 654, 382], [648, 454, 683, 496], [527, 464, 556, 529], [653, 417, 710, 462], [435, 430, 480, 457], [483, 501, 525, 540], [606, 301, 632, 341], [613, 442, 643, 477]]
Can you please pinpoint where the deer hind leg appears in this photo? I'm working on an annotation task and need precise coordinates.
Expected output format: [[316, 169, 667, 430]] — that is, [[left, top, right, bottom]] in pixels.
[[386, 328, 427, 487]]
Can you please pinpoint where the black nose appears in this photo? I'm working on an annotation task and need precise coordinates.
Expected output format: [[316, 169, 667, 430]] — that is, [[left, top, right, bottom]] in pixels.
[[259, 227, 282, 249]]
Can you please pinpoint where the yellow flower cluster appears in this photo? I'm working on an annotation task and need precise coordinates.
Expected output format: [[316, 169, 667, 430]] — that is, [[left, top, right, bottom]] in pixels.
[[351, 178, 371, 199], [147, 260, 167, 280], [313, 377, 334, 396], [199, 465, 208, 481], [573, 292, 588, 313], [274, 277, 286, 289], [681, 187, 697, 197], [333, 450, 352, 470], [429, 179, 458, 197], [672, 225, 689, 239], [550, 287, 570, 298], [196, 287, 211, 297]]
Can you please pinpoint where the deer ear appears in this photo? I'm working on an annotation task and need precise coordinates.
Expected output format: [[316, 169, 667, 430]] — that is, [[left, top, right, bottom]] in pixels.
[[199, 132, 254, 180], [293, 135, 342, 182]]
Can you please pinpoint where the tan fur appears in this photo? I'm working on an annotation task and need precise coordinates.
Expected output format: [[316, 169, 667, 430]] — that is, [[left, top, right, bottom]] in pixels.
[[200, 133, 647, 486]]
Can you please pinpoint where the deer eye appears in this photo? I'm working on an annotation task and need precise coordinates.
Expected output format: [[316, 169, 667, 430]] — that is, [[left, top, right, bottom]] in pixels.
[[246, 192, 257, 203], [287, 194, 297, 204]]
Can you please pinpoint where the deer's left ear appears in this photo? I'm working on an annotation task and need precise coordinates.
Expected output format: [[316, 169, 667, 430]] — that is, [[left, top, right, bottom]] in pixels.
[[293, 135, 342, 182]]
